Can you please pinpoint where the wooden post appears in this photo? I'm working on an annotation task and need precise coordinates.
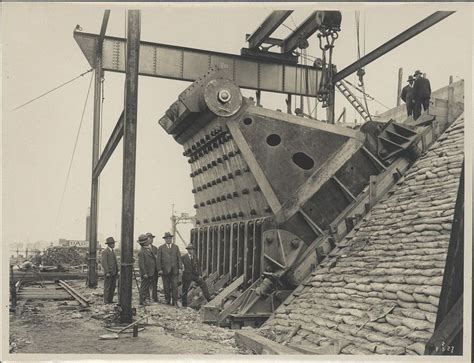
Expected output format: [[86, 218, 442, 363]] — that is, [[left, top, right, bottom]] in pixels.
[[286, 94, 292, 114], [448, 75, 454, 123], [88, 10, 110, 288], [396, 67, 403, 106], [326, 84, 335, 124], [119, 9, 141, 324], [256, 90, 261, 107]]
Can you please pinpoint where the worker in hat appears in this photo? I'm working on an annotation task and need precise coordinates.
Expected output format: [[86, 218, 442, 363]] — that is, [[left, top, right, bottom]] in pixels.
[[101, 237, 119, 304], [156, 232, 182, 306], [137, 234, 157, 306], [412, 70, 431, 120], [400, 75, 415, 117], [181, 244, 211, 308], [146, 232, 160, 302]]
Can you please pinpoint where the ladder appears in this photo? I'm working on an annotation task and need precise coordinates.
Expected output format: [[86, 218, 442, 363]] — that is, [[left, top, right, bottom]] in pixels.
[[335, 80, 372, 123]]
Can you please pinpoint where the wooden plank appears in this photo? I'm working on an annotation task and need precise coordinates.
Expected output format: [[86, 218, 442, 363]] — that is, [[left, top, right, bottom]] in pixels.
[[218, 278, 261, 324], [18, 294, 72, 300], [288, 340, 350, 355], [234, 330, 300, 355], [190, 273, 230, 308], [11, 272, 92, 282], [210, 275, 244, 307], [288, 343, 334, 354], [201, 275, 243, 322]]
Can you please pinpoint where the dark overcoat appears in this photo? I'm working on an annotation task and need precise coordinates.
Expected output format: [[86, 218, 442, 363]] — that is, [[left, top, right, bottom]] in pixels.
[[101, 248, 118, 275], [157, 243, 182, 275], [181, 253, 202, 280], [138, 246, 157, 277]]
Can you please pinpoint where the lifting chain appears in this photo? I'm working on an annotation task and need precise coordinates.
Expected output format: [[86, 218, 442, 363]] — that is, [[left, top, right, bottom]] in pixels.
[[316, 29, 339, 107]]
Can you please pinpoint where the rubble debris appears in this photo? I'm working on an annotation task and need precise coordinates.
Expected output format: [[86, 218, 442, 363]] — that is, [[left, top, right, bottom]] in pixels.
[[9, 335, 31, 353], [41, 246, 87, 267]]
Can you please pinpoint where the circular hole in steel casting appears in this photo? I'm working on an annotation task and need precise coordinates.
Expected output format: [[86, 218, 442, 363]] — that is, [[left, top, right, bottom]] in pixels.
[[292, 152, 315, 170], [243, 117, 253, 125], [266, 134, 281, 146]]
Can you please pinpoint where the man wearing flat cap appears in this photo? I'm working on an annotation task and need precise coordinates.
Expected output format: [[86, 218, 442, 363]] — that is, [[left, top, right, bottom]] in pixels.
[[412, 70, 431, 120], [181, 244, 211, 308], [157, 232, 182, 306], [137, 234, 157, 306], [400, 75, 415, 117], [101, 237, 118, 304], [147, 232, 160, 302]]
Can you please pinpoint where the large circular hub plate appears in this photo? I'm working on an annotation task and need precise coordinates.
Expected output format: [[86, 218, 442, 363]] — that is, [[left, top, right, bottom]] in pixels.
[[204, 78, 243, 117]]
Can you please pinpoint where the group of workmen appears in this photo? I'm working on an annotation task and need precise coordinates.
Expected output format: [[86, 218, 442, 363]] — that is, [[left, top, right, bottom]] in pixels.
[[100, 232, 211, 308], [400, 69, 431, 120]]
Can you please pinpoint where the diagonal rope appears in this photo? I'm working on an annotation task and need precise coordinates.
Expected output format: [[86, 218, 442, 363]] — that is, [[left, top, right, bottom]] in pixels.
[[355, 11, 372, 122], [54, 71, 94, 233], [13, 69, 93, 111], [343, 79, 390, 109], [281, 22, 295, 32]]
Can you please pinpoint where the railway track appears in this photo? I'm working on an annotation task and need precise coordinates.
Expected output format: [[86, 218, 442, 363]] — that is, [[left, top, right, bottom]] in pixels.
[[13, 280, 90, 308]]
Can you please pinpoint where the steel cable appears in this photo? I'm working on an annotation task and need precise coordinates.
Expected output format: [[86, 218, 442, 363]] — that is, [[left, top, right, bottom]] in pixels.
[[13, 69, 93, 111], [53, 71, 94, 234]]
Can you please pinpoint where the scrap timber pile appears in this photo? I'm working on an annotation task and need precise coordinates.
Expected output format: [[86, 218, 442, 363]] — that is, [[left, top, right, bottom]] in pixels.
[[41, 246, 86, 266]]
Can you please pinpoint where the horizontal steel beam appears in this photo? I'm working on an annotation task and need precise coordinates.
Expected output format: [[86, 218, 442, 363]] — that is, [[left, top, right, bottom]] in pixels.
[[247, 10, 293, 49], [333, 11, 455, 83], [93, 111, 124, 179], [74, 31, 322, 97]]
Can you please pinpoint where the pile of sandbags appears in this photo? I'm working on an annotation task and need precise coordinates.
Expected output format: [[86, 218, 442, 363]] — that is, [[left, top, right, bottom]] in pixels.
[[41, 246, 87, 267]]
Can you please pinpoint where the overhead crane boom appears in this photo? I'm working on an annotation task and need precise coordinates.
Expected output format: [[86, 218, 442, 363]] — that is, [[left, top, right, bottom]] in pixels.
[[73, 30, 322, 97]]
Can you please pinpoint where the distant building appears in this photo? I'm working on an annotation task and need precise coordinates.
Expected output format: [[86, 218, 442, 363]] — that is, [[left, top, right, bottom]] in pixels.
[[58, 238, 88, 248]]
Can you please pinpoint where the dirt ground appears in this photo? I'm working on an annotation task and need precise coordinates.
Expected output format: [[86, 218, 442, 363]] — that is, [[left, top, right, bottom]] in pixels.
[[9, 279, 254, 355]]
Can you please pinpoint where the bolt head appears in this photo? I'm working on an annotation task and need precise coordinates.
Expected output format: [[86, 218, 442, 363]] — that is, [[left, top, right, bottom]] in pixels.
[[218, 89, 231, 103]]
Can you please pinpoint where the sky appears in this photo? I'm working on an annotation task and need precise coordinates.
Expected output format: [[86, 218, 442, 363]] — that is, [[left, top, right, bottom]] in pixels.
[[2, 2, 471, 249]]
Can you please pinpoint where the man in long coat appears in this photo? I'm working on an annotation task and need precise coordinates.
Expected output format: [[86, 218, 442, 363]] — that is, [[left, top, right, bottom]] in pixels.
[[157, 232, 182, 306], [147, 232, 159, 302], [400, 75, 415, 117], [101, 237, 119, 304], [137, 234, 157, 306], [181, 244, 211, 307], [412, 70, 432, 120]]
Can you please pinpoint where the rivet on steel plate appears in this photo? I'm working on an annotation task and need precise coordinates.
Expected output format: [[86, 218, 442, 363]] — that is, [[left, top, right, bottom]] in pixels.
[[291, 239, 300, 249]]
